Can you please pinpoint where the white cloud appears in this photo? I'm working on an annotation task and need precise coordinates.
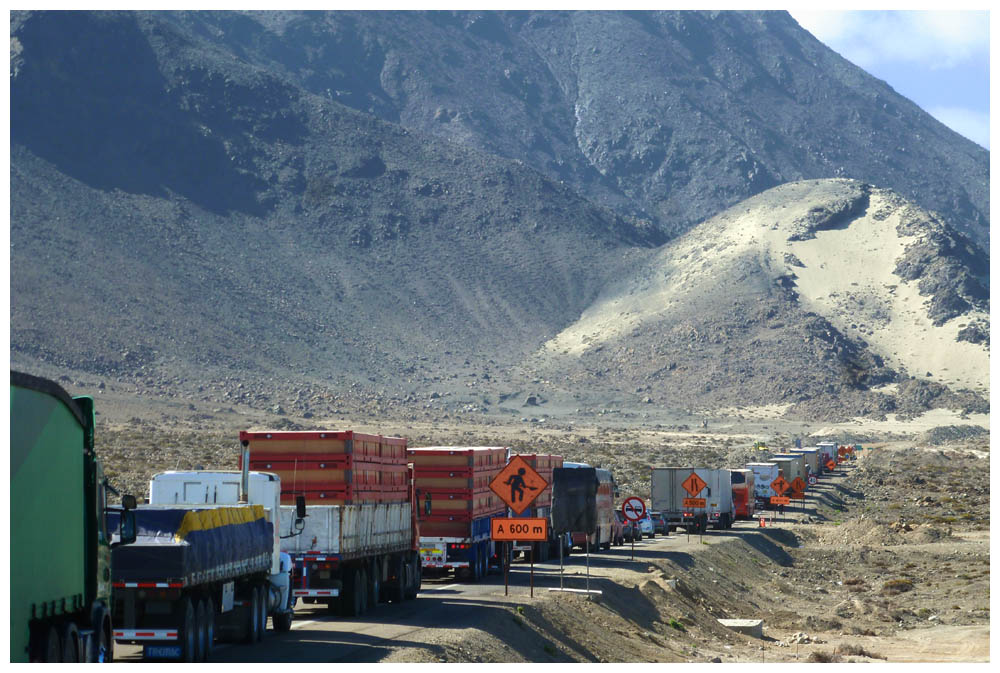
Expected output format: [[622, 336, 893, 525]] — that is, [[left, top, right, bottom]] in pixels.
[[790, 10, 989, 70], [927, 106, 991, 149]]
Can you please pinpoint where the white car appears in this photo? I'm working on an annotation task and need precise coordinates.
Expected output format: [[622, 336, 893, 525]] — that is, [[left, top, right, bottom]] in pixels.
[[637, 512, 654, 537]]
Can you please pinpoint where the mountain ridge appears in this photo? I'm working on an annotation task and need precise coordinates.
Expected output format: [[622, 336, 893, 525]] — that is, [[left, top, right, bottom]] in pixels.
[[9, 10, 990, 424]]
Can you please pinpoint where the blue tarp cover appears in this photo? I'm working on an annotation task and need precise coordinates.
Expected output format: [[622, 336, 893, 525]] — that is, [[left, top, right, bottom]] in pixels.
[[110, 505, 273, 584]]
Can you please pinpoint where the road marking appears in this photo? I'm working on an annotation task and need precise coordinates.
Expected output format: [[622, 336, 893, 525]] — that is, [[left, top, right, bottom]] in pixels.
[[419, 583, 460, 592], [292, 620, 319, 630]]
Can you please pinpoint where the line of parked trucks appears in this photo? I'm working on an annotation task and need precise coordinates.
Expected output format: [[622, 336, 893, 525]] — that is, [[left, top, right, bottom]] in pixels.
[[649, 442, 849, 534], [11, 370, 856, 662]]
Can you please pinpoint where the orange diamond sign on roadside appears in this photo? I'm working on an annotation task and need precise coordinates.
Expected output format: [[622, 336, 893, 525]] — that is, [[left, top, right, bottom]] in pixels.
[[489, 455, 549, 515], [682, 472, 708, 498], [790, 477, 806, 494], [770, 476, 790, 496], [826, 459, 837, 471]]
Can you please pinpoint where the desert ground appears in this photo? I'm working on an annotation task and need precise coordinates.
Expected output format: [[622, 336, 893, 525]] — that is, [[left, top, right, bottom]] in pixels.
[[84, 379, 989, 663]]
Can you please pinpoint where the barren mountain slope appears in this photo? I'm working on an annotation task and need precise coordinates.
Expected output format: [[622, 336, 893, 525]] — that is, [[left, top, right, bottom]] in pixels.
[[536, 179, 988, 419], [10, 101, 651, 391], [132, 10, 990, 247]]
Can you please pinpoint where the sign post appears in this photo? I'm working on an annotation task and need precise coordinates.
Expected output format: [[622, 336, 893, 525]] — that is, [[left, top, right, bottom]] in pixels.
[[621, 496, 645, 560], [489, 457, 550, 597], [682, 471, 707, 540], [770, 476, 790, 521]]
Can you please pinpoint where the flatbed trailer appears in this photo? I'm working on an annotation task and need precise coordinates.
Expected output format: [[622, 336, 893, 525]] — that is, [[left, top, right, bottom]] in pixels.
[[109, 504, 273, 661]]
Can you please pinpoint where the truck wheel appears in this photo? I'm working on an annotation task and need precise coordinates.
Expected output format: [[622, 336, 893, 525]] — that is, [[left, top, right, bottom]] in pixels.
[[60, 622, 81, 662], [256, 586, 267, 641], [181, 597, 198, 661], [389, 556, 406, 604], [471, 546, 482, 582], [272, 611, 293, 632], [346, 569, 363, 617], [244, 587, 260, 644], [195, 598, 209, 661], [97, 615, 114, 663], [358, 567, 370, 615], [203, 596, 216, 659], [40, 624, 61, 663], [89, 608, 113, 663], [370, 560, 382, 606], [404, 555, 420, 600]]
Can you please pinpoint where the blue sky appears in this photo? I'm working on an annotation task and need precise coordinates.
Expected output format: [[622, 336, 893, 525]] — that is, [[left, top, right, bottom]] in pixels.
[[788, 10, 990, 150]]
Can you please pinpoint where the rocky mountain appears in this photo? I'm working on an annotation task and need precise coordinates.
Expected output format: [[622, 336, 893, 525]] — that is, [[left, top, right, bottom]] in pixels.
[[9, 10, 990, 422], [534, 179, 989, 421]]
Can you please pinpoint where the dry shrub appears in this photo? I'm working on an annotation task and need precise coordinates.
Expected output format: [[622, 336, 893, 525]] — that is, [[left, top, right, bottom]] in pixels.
[[807, 651, 843, 663], [838, 644, 886, 660], [843, 577, 864, 585], [881, 578, 914, 595]]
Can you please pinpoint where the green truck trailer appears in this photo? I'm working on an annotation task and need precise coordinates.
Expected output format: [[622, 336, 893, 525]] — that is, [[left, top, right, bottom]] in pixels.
[[10, 371, 136, 662]]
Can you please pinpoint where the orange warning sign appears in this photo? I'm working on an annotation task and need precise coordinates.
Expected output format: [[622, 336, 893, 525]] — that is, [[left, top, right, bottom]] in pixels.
[[770, 496, 791, 505], [826, 459, 837, 471], [790, 477, 806, 494], [682, 472, 708, 497], [489, 455, 549, 515], [770, 476, 790, 495], [683, 498, 706, 508]]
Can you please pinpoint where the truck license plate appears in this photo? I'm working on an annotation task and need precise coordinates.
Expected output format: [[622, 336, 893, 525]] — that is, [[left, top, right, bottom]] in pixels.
[[144, 645, 182, 659]]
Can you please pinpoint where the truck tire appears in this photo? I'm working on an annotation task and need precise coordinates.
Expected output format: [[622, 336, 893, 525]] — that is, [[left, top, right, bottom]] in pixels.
[[369, 560, 382, 606], [340, 569, 359, 617], [89, 608, 113, 663], [181, 597, 198, 661], [272, 611, 293, 632], [41, 624, 61, 662], [389, 556, 406, 604], [358, 567, 370, 615], [469, 547, 480, 582], [203, 596, 216, 659], [404, 555, 421, 600], [60, 622, 81, 662], [244, 587, 260, 644], [256, 585, 267, 640], [195, 598, 209, 661]]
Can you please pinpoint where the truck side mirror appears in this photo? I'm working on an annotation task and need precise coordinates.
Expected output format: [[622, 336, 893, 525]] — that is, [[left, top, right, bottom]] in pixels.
[[296, 495, 307, 519], [117, 510, 137, 547], [122, 494, 137, 510]]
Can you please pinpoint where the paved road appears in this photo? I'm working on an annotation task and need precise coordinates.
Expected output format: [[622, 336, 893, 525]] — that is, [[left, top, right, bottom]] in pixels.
[[114, 538, 670, 662]]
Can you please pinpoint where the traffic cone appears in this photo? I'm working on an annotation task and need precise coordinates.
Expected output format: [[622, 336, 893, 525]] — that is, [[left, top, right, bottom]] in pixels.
[[759, 516, 766, 528]]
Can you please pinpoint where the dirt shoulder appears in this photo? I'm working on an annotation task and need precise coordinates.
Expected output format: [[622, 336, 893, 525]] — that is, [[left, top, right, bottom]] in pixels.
[[380, 447, 989, 663]]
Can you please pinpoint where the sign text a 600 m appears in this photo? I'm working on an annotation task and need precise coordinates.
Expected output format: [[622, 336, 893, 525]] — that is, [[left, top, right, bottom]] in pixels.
[[491, 517, 548, 541]]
